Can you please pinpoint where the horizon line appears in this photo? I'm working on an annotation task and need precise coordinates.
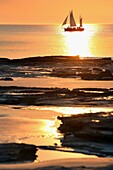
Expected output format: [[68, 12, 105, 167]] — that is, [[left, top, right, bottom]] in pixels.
[[0, 22, 113, 25]]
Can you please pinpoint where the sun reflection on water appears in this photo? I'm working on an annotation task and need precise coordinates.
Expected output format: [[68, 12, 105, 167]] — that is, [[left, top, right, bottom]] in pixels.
[[44, 120, 58, 136], [32, 106, 113, 116], [61, 24, 101, 57]]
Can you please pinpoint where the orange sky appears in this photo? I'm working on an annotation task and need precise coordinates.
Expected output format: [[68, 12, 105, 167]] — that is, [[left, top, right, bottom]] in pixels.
[[0, 0, 113, 24]]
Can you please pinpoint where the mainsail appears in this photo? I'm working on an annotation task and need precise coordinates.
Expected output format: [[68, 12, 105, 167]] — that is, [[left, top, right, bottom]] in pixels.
[[70, 11, 76, 27]]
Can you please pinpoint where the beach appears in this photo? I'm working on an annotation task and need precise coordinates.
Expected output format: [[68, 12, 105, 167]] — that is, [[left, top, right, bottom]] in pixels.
[[0, 158, 113, 169]]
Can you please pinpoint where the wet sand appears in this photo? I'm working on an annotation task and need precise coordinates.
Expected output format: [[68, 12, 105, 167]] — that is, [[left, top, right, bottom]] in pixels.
[[1, 77, 113, 89], [0, 157, 113, 169]]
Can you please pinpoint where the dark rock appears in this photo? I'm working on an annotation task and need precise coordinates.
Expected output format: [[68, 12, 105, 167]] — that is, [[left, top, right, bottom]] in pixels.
[[58, 112, 113, 157], [0, 143, 37, 163], [0, 87, 113, 106], [80, 68, 113, 80], [0, 77, 13, 81]]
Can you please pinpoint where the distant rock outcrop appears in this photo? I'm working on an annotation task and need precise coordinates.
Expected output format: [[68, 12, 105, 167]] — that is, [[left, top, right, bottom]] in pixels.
[[0, 56, 112, 80]]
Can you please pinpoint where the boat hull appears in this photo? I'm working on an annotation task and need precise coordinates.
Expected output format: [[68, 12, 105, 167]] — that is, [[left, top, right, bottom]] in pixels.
[[64, 27, 84, 32]]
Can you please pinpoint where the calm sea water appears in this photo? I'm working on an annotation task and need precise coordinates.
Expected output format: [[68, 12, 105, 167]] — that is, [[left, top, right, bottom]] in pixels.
[[0, 24, 113, 59]]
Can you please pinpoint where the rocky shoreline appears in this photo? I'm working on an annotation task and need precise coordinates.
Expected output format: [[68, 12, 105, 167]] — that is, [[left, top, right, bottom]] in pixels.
[[0, 56, 113, 166], [57, 111, 113, 157], [0, 86, 113, 106], [0, 56, 113, 80], [1, 111, 113, 164]]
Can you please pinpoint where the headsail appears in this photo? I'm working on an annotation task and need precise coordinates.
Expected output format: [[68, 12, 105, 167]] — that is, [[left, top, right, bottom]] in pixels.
[[70, 11, 76, 27], [62, 15, 68, 26]]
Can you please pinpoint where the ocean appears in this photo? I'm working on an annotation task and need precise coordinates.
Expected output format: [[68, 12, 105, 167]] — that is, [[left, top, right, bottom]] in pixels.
[[0, 24, 113, 59], [0, 24, 113, 164]]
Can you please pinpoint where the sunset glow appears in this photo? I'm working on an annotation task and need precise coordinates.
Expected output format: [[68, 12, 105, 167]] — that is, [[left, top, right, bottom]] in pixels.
[[62, 30, 91, 57], [1, 0, 113, 165], [60, 24, 101, 57], [0, 0, 113, 24]]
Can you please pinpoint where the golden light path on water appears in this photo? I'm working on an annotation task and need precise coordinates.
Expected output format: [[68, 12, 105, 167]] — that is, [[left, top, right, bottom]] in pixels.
[[61, 24, 100, 57], [29, 106, 113, 116]]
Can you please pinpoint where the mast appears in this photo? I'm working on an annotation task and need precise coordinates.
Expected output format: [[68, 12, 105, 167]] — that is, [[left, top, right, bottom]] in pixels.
[[80, 16, 83, 27], [62, 15, 68, 26], [70, 11, 76, 27]]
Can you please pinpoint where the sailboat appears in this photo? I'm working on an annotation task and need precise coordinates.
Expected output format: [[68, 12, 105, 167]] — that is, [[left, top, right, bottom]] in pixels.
[[62, 11, 84, 32]]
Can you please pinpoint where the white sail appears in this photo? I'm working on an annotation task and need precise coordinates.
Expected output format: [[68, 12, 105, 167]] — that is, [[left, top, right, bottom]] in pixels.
[[62, 15, 68, 26], [70, 11, 76, 27]]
